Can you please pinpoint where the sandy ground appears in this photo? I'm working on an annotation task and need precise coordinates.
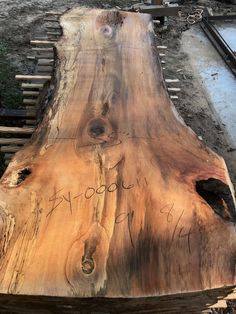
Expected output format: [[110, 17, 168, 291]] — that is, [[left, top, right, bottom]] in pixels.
[[0, 0, 236, 312]]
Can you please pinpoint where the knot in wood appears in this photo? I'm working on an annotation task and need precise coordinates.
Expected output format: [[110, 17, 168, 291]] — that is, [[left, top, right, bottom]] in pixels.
[[87, 118, 109, 139], [101, 25, 113, 38], [90, 125, 105, 137], [81, 257, 94, 274]]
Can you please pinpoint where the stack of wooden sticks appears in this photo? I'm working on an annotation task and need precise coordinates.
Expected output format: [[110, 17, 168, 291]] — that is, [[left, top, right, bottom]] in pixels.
[[0, 12, 62, 166]]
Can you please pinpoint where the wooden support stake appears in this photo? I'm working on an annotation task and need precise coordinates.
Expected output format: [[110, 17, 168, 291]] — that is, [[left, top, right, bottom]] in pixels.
[[22, 83, 44, 89], [157, 45, 167, 49], [165, 79, 180, 83], [23, 99, 38, 105], [38, 59, 54, 65], [0, 126, 35, 134], [46, 26, 61, 30], [33, 36, 48, 40], [23, 91, 40, 96], [33, 54, 54, 59], [25, 106, 37, 111], [167, 87, 181, 92], [27, 56, 36, 60], [16, 75, 51, 81], [46, 31, 61, 36], [0, 108, 36, 119], [32, 47, 54, 52], [0, 146, 24, 153], [0, 138, 29, 145], [30, 40, 56, 46]]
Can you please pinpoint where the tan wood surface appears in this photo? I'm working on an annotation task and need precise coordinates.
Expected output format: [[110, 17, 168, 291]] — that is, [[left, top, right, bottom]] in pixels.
[[0, 8, 236, 313]]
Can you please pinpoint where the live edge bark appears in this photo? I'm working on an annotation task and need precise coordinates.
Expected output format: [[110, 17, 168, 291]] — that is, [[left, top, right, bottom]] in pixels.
[[0, 8, 235, 314]]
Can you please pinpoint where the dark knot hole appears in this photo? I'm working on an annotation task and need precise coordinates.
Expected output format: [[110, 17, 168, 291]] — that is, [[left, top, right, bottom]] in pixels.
[[89, 125, 105, 138], [196, 178, 236, 222]]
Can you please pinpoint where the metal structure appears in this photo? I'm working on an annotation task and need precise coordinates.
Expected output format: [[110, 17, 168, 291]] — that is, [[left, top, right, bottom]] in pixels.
[[201, 15, 236, 77]]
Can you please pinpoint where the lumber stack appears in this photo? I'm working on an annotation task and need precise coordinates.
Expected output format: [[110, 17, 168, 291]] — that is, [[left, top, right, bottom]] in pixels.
[[0, 13, 62, 166], [0, 8, 235, 314], [156, 45, 181, 100]]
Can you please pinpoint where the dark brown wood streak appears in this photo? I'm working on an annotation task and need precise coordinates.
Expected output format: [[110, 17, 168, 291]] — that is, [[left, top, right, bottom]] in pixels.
[[0, 7, 235, 313]]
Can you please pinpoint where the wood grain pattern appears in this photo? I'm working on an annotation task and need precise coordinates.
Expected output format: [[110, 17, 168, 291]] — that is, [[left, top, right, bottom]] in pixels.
[[0, 8, 236, 313]]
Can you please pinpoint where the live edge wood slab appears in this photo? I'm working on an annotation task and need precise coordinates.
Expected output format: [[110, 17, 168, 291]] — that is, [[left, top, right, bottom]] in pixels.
[[0, 7, 236, 314]]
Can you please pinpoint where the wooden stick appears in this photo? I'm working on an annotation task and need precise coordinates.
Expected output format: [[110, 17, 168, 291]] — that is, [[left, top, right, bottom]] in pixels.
[[38, 59, 54, 65], [157, 45, 167, 49], [33, 54, 54, 59], [27, 56, 36, 60], [16, 75, 51, 81], [46, 31, 61, 36], [167, 87, 181, 92], [165, 79, 180, 83], [0, 108, 36, 119], [22, 91, 40, 96], [33, 36, 48, 40], [0, 138, 29, 145], [32, 47, 54, 52], [46, 26, 61, 30], [25, 106, 37, 111], [0, 146, 24, 153], [22, 83, 44, 89], [0, 126, 35, 134], [23, 99, 38, 105], [30, 40, 56, 46]]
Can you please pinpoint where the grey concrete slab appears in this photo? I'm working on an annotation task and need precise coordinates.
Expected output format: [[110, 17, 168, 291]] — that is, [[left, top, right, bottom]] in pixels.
[[182, 26, 236, 145]]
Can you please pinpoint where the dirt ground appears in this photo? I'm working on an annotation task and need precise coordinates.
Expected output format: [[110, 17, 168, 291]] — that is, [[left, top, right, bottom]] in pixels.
[[0, 0, 236, 312]]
